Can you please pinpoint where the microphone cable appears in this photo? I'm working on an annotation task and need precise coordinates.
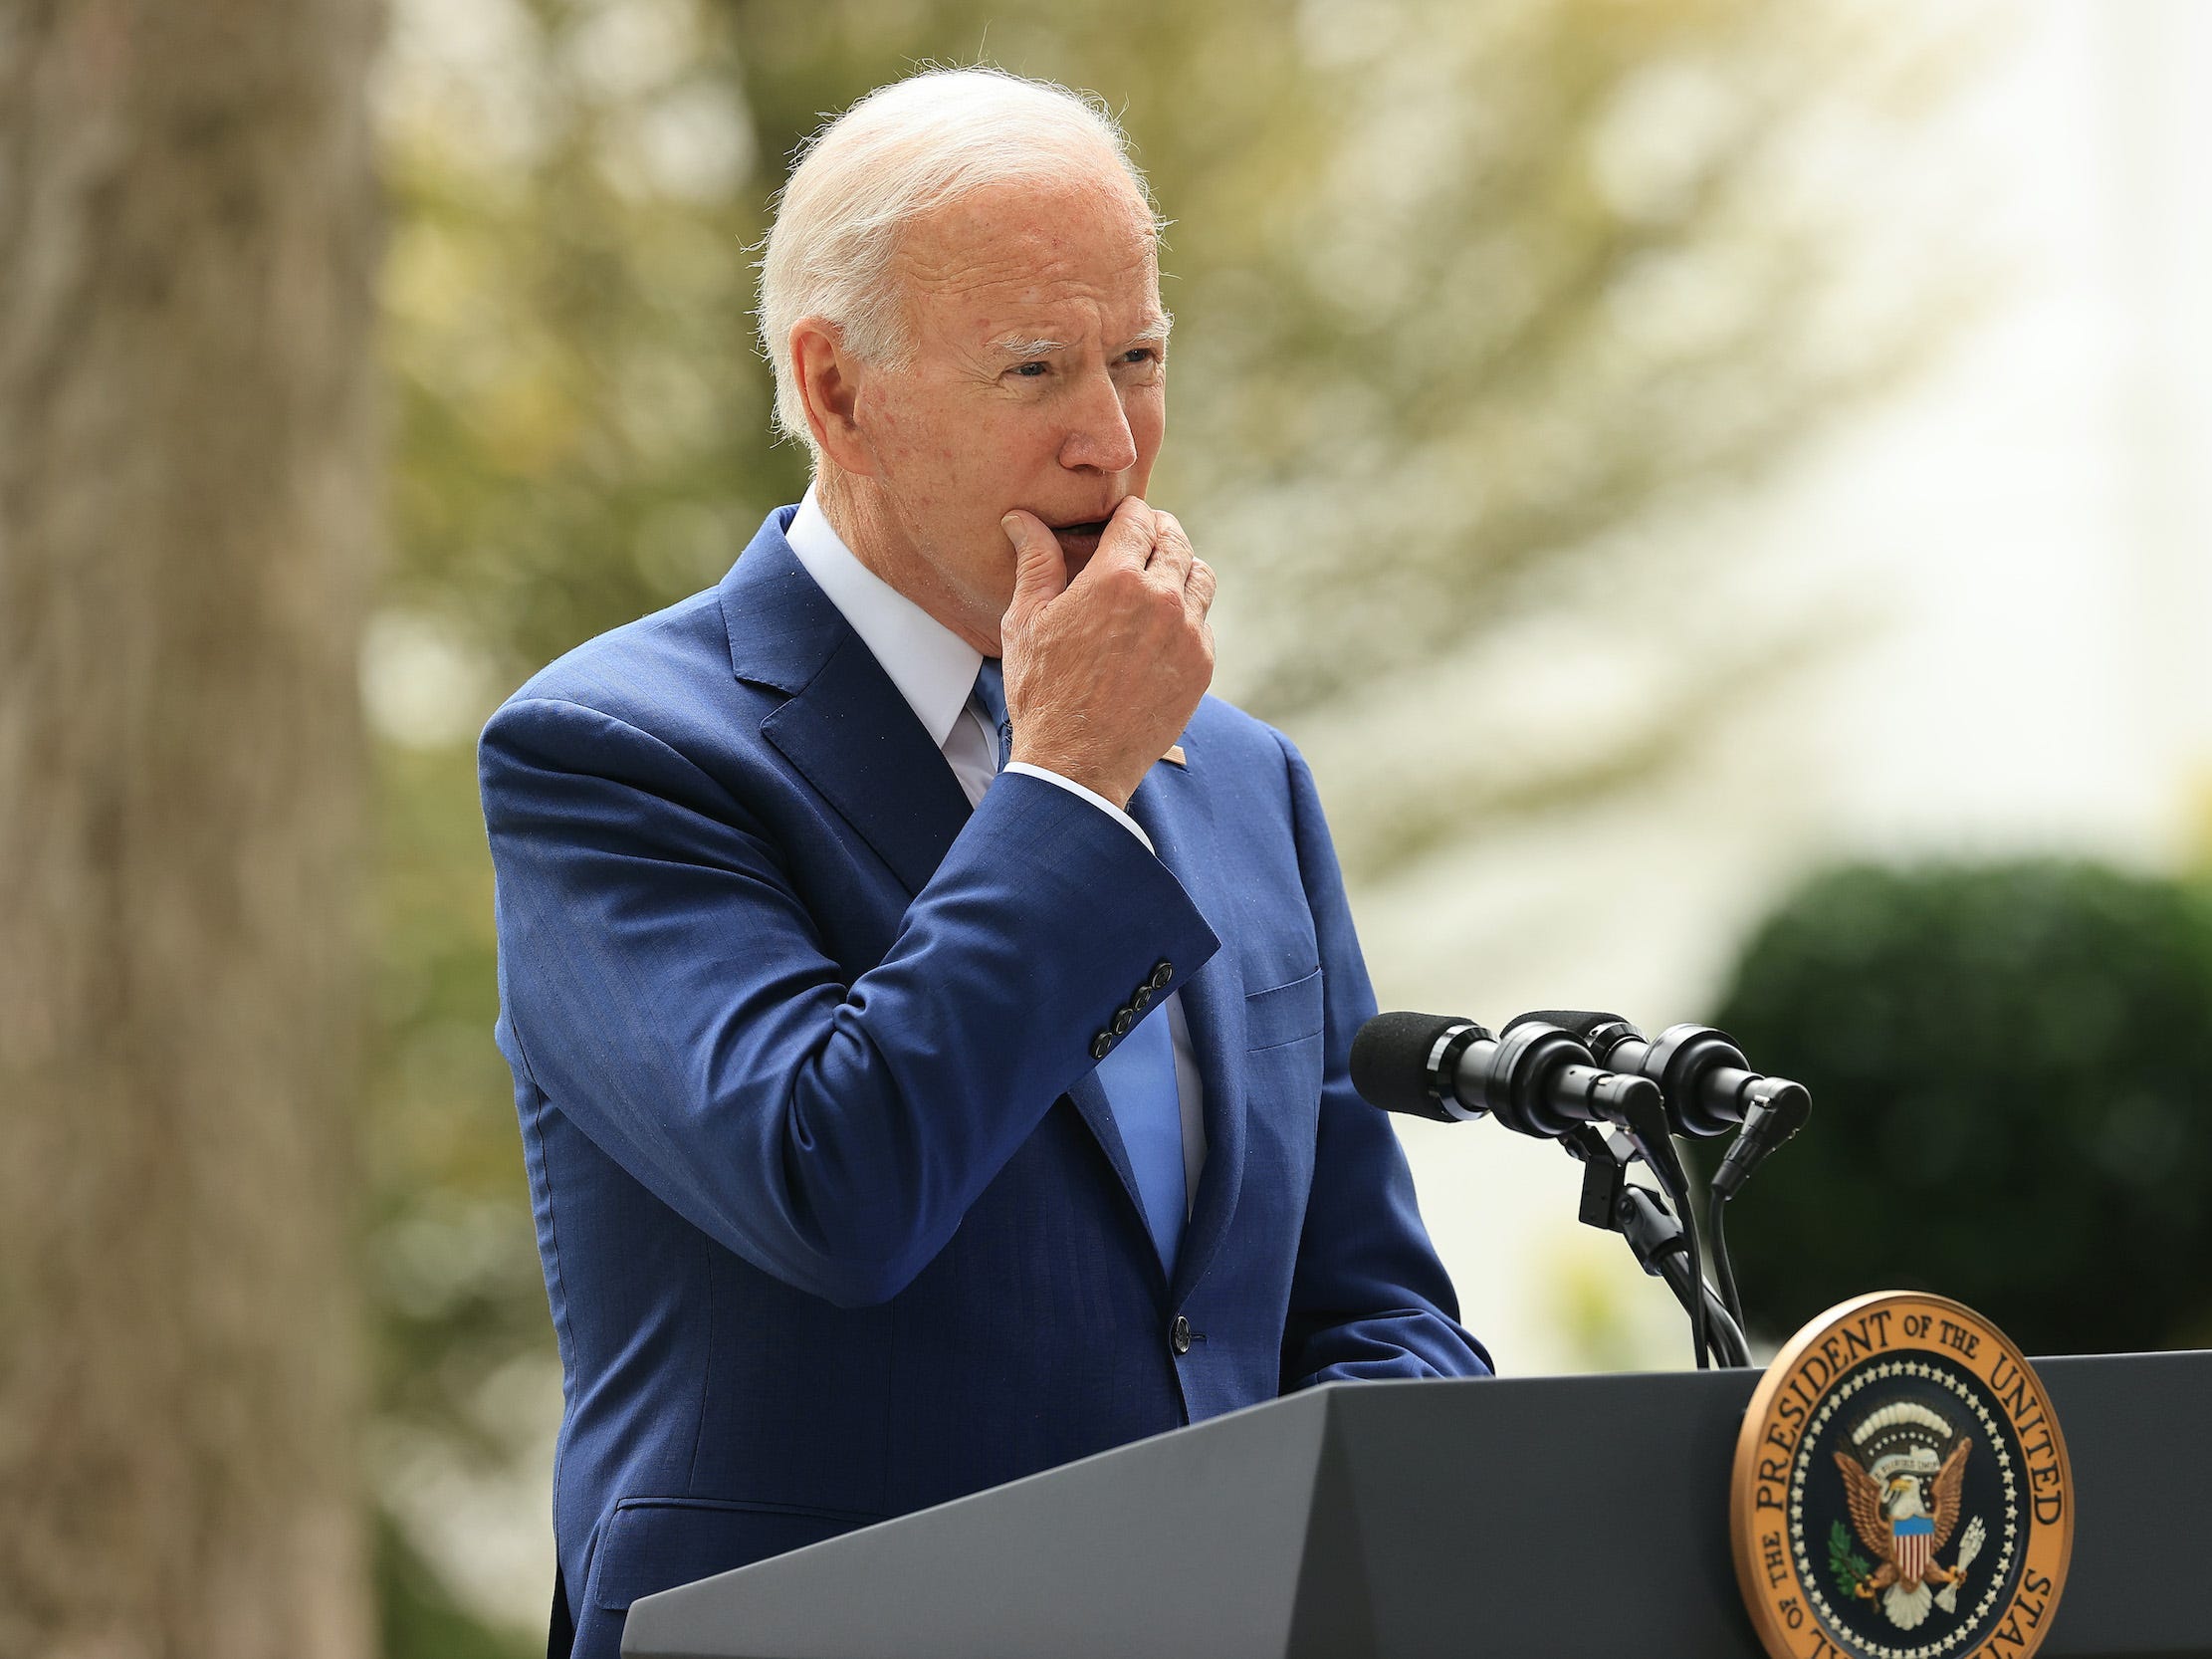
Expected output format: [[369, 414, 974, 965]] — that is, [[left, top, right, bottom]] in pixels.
[[1643, 1130, 1711, 1370], [1706, 1182, 1744, 1337]]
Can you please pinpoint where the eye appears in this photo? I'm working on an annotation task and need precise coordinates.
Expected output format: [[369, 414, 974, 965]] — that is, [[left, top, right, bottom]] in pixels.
[[1011, 361, 1049, 378], [1121, 348, 1159, 365]]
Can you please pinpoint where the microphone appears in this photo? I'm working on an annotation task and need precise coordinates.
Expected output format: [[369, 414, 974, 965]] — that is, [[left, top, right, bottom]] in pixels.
[[1504, 1010, 1811, 1194], [1349, 1011, 1662, 1139], [1354, 1009, 1723, 1368], [1710, 1085, 1812, 1200]]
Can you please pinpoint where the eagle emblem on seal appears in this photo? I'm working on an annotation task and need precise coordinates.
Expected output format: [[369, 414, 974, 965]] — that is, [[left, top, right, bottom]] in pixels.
[[1831, 1401, 1988, 1631]]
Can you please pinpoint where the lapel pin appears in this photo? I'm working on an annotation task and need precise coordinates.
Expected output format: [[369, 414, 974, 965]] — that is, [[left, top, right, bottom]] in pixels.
[[1161, 745, 1188, 768]]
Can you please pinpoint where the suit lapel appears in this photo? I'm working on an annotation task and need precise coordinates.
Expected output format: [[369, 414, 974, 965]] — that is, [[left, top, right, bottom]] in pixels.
[[1062, 1069, 1146, 1247], [723, 517, 973, 899], [759, 628, 974, 899], [1126, 738, 1249, 1305]]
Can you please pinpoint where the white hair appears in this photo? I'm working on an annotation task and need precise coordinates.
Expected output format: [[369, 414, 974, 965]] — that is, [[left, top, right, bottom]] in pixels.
[[755, 67, 1162, 458]]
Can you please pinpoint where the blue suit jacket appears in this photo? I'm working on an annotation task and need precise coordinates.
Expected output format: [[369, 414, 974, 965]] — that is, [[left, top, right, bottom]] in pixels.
[[479, 507, 1490, 1657]]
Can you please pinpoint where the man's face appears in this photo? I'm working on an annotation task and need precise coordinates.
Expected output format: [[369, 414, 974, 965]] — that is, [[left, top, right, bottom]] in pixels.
[[847, 168, 1168, 646]]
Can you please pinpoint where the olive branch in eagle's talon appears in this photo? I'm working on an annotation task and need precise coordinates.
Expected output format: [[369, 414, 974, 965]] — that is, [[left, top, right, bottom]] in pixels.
[[1829, 1520, 1875, 1599]]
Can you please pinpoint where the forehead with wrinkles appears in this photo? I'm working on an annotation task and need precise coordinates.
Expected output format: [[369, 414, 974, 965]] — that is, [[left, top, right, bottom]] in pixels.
[[889, 170, 1163, 354]]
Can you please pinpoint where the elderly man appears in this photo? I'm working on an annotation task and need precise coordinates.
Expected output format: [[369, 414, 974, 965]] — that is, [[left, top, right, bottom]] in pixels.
[[480, 67, 1491, 1659]]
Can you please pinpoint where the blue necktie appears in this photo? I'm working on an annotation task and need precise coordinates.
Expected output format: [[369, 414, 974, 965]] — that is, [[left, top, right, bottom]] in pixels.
[[972, 657, 1014, 768], [972, 659, 1187, 1271]]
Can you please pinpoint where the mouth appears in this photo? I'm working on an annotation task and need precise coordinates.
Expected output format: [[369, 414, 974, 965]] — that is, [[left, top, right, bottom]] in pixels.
[[1049, 518, 1113, 568]]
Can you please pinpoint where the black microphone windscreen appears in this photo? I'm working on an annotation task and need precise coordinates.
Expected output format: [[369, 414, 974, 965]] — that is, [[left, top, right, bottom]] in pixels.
[[1351, 1011, 1463, 1116], [1505, 1009, 1628, 1043]]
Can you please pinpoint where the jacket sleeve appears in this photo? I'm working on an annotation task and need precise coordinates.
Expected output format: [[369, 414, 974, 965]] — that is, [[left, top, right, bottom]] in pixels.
[[1273, 733, 1495, 1387], [480, 694, 1220, 1309]]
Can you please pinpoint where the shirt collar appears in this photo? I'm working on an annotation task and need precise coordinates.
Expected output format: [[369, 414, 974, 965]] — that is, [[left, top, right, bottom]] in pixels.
[[782, 484, 985, 748]]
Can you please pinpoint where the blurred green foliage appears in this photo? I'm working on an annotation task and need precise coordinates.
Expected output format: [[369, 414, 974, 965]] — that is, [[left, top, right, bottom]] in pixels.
[[368, 0, 1973, 1643], [377, 1514, 537, 1659], [1709, 859, 2212, 1357]]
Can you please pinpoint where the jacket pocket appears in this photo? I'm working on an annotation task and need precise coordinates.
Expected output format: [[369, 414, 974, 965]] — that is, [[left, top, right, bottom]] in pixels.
[[1244, 966, 1323, 1052], [587, 1494, 883, 1613]]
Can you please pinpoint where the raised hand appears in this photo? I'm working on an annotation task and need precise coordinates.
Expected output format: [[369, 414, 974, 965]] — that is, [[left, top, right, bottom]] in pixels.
[[995, 496, 1216, 808]]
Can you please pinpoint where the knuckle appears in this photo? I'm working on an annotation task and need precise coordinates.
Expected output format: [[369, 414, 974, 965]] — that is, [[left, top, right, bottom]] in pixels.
[[1101, 567, 1149, 608]]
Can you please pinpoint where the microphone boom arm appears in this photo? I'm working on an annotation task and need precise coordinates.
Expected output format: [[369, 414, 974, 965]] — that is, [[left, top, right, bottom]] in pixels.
[[1564, 1125, 1749, 1368]]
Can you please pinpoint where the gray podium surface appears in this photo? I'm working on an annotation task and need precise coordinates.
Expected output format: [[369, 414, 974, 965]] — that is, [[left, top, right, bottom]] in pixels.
[[624, 1350, 2211, 1659]]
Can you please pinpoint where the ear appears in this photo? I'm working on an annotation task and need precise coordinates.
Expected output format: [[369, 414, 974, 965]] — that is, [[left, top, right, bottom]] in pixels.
[[790, 317, 878, 478]]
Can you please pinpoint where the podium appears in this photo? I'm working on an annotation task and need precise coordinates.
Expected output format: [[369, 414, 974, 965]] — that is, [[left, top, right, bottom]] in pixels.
[[623, 1350, 2210, 1658]]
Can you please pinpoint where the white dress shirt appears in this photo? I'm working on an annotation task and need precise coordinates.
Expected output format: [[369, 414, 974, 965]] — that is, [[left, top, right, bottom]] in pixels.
[[783, 487, 1207, 1207]]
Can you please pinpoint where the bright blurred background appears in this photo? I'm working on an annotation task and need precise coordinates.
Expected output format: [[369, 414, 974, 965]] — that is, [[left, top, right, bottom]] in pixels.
[[7, 1, 2211, 1654]]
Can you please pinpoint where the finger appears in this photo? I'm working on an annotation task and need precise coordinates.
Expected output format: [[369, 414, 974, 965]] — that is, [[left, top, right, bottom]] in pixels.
[[1149, 510, 1196, 589], [1184, 557, 1217, 621], [1001, 510, 1068, 613], [1071, 494, 1156, 588]]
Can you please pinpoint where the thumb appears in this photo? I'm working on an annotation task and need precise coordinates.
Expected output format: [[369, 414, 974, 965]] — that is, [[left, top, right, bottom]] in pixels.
[[1001, 510, 1066, 615]]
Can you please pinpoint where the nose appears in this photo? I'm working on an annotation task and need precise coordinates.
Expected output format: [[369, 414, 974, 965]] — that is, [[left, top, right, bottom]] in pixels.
[[1057, 365, 1139, 475]]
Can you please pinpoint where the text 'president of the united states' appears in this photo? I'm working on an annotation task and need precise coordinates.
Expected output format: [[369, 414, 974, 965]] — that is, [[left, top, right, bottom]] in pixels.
[[477, 66, 1494, 1659]]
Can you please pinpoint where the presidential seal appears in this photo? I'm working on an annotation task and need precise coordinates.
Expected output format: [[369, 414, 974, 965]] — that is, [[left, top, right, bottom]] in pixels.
[[1731, 1293, 2073, 1659]]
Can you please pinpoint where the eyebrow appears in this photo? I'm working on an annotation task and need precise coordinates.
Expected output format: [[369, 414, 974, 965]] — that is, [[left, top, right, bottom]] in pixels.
[[985, 314, 1174, 360]]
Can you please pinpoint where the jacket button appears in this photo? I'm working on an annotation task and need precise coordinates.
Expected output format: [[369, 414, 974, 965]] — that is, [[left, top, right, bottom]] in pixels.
[[1112, 1007, 1135, 1037], [1132, 984, 1154, 1012], [1171, 1314, 1192, 1356], [1151, 960, 1174, 991], [1091, 1031, 1113, 1061]]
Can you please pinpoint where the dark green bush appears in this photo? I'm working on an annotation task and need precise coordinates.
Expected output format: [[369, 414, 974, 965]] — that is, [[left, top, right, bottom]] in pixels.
[[1707, 858, 2212, 1356]]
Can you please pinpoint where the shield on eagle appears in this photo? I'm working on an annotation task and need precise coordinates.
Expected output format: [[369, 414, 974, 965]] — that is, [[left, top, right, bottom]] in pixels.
[[1893, 1513, 1934, 1581]]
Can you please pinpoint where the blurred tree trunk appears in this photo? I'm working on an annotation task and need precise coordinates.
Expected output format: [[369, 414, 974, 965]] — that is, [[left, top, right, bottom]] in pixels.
[[0, 2, 381, 1656]]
